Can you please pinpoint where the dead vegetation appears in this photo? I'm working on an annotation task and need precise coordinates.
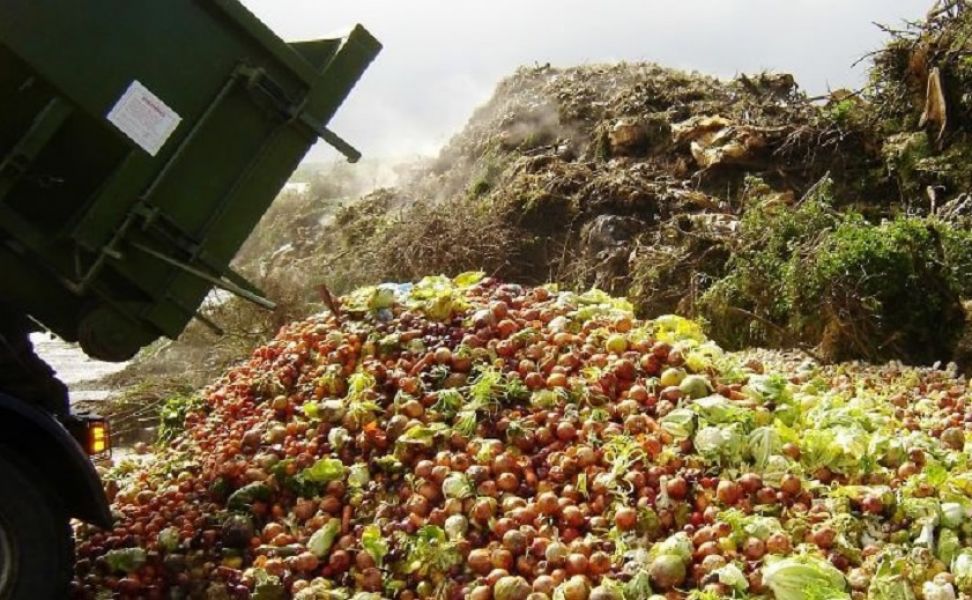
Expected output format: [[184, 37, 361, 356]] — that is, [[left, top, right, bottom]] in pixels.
[[226, 4, 972, 369], [297, 12, 972, 368]]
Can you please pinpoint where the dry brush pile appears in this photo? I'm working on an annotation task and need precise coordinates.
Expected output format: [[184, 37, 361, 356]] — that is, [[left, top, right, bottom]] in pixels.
[[281, 4, 972, 368]]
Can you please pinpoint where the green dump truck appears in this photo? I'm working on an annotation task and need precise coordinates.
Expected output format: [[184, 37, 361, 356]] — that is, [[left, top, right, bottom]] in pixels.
[[0, 2, 379, 596]]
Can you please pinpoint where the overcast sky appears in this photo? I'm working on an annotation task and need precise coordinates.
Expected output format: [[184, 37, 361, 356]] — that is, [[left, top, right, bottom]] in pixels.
[[240, 1, 931, 162]]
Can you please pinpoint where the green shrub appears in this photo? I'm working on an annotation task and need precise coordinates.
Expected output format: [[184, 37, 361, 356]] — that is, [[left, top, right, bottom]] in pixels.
[[791, 217, 964, 362], [700, 183, 969, 363], [942, 224, 972, 298], [698, 188, 839, 349]]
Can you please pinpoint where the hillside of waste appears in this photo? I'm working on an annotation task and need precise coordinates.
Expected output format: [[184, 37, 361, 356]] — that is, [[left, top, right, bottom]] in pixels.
[[246, 4, 972, 369], [74, 276, 972, 600], [88, 5, 972, 445]]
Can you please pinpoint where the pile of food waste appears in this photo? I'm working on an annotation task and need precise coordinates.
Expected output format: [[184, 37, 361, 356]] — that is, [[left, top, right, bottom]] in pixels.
[[73, 275, 972, 600]]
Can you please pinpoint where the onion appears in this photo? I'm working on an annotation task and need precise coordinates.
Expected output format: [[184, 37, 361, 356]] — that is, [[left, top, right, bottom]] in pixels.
[[560, 575, 591, 600], [494, 576, 532, 600], [442, 472, 474, 499], [650, 554, 687, 590], [589, 584, 623, 600], [445, 514, 468, 540]]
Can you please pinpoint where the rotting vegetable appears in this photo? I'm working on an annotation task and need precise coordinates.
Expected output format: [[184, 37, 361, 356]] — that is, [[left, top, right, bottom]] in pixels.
[[73, 275, 972, 600]]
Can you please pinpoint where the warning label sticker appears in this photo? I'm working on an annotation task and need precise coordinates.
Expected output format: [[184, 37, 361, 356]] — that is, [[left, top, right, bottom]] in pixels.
[[106, 80, 181, 157]]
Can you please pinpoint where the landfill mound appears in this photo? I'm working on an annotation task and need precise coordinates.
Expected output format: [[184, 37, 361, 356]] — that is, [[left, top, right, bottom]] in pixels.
[[68, 5, 972, 599], [73, 276, 972, 600], [285, 5, 972, 367]]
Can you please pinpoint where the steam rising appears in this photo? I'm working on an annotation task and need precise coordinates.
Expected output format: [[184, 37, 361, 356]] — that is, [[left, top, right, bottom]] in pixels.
[[241, 0, 931, 163]]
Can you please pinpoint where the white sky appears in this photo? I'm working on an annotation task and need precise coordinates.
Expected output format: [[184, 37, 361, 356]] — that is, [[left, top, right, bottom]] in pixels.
[[240, 0, 932, 162]]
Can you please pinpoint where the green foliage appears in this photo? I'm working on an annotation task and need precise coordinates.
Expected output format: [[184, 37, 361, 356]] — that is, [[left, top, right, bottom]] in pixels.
[[157, 393, 205, 443], [794, 217, 963, 362], [824, 97, 866, 129], [467, 152, 508, 198], [941, 224, 972, 298], [700, 182, 968, 363], [399, 525, 461, 578], [699, 186, 839, 348], [469, 177, 491, 197]]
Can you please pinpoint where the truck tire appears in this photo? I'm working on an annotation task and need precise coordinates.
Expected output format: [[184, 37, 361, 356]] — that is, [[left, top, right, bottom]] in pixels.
[[0, 452, 73, 600]]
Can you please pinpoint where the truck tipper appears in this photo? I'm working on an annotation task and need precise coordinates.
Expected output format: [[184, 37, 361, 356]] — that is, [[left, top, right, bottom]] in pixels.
[[0, 2, 379, 596]]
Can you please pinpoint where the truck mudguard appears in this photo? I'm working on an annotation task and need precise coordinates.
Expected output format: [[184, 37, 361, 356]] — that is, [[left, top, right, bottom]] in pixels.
[[0, 393, 112, 528]]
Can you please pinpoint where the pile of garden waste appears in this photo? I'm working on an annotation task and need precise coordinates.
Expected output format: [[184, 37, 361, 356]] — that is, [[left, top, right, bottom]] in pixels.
[[289, 2, 972, 367]]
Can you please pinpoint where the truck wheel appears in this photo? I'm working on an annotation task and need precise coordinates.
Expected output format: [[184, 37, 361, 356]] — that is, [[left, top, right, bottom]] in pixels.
[[78, 306, 154, 362], [0, 453, 73, 600]]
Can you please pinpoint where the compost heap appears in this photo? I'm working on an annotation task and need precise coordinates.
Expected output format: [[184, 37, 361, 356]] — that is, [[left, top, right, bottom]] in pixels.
[[288, 4, 972, 367], [75, 275, 972, 600]]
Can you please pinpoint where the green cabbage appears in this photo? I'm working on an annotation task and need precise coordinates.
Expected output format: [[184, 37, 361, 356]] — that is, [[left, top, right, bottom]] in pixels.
[[941, 502, 966, 529], [900, 497, 940, 547], [719, 509, 782, 542], [745, 374, 792, 405], [652, 314, 705, 343], [952, 549, 972, 593], [693, 394, 751, 424], [361, 524, 389, 567], [308, 519, 341, 558], [157, 527, 180, 552], [299, 457, 347, 484], [452, 271, 485, 287], [652, 532, 693, 563], [762, 555, 849, 600], [623, 570, 653, 600], [347, 463, 370, 488], [867, 556, 915, 600], [938, 528, 961, 565], [801, 426, 870, 475], [343, 285, 395, 313], [442, 472, 474, 499], [104, 547, 147, 574], [328, 427, 350, 450], [716, 563, 748, 591], [748, 426, 782, 469], [293, 581, 340, 600], [760, 454, 794, 487], [252, 568, 286, 600], [684, 341, 724, 373], [575, 288, 635, 321], [408, 275, 473, 320], [660, 408, 696, 439], [694, 425, 746, 464], [395, 423, 448, 448]]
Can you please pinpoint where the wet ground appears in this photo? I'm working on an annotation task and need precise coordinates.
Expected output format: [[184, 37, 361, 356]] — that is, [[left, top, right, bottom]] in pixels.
[[30, 332, 128, 403]]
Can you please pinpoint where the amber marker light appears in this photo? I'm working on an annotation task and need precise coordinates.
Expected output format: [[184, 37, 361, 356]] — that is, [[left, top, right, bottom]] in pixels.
[[86, 419, 110, 457]]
